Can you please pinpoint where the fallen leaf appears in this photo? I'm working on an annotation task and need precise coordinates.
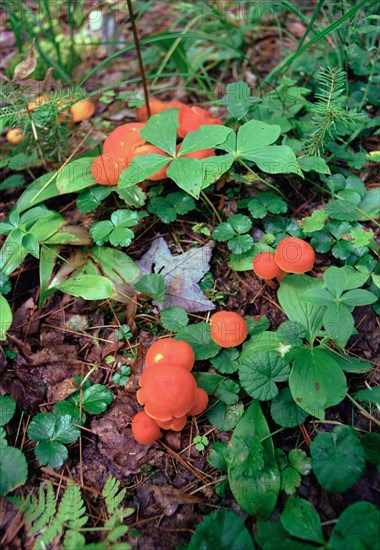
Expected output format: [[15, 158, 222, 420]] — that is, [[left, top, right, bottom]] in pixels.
[[12, 40, 37, 81], [137, 237, 215, 312], [150, 485, 204, 516]]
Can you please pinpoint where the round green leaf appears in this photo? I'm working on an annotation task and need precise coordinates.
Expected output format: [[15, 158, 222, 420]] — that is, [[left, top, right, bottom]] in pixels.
[[161, 306, 189, 332], [330, 501, 380, 550], [310, 425, 366, 493], [0, 395, 16, 426], [187, 510, 254, 550], [34, 440, 68, 468], [270, 388, 308, 427], [0, 446, 28, 495]]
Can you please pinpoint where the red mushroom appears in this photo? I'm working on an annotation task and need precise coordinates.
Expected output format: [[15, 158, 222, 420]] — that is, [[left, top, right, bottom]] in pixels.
[[188, 387, 209, 416], [178, 105, 222, 138], [103, 122, 146, 162], [136, 363, 197, 422], [146, 338, 195, 371], [131, 410, 162, 444], [275, 236, 315, 274], [253, 251, 285, 285], [210, 311, 248, 348]]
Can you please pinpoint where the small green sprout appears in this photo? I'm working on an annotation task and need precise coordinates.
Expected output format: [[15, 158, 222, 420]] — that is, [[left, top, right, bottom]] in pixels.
[[112, 364, 131, 387], [193, 435, 209, 451], [115, 324, 132, 341]]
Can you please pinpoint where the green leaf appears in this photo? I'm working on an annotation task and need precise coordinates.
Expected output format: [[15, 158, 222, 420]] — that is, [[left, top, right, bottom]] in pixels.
[[118, 154, 170, 187], [201, 154, 235, 188], [89, 220, 114, 245], [108, 226, 134, 247], [297, 156, 330, 174], [325, 199, 360, 221], [355, 386, 380, 406], [0, 295, 12, 340], [90, 246, 140, 286], [77, 186, 112, 213], [215, 379, 240, 405], [213, 223, 236, 241], [53, 415, 82, 444], [358, 188, 380, 220], [301, 288, 334, 306], [178, 125, 232, 155], [225, 81, 258, 120], [229, 214, 252, 234], [351, 227, 374, 248], [175, 322, 220, 360], [280, 498, 324, 544], [323, 266, 348, 297], [228, 234, 253, 254], [56, 158, 96, 193], [207, 401, 244, 431], [289, 347, 347, 419], [300, 210, 328, 233], [81, 384, 114, 414], [277, 275, 326, 343], [330, 501, 380, 550], [0, 395, 16, 426], [161, 306, 189, 332], [211, 348, 239, 374], [237, 120, 281, 154], [311, 425, 366, 493], [255, 519, 317, 550], [239, 351, 290, 401], [227, 401, 280, 519], [247, 192, 287, 219], [288, 449, 311, 476], [57, 274, 116, 300], [270, 388, 308, 428], [166, 157, 203, 198], [28, 413, 57, 441], [244, 146, 302, 176], [140, 109, 178, 155], [35, 440, 68, 468], [340, 289, 378, 306], [187, 509, 255, 550], [208, 442, 228, 471], [361, 433, 380, 465], [280, 466, 301, 495], [323, 303, 354, 347], [134, 273, 165, 303], [0, 446, 28, 495]]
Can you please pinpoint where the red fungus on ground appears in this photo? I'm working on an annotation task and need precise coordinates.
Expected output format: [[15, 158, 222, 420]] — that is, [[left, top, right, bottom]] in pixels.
[[145, 338, 195, 371], [275, 236, 315, 274], [91, 153, 126, 186], [136, 363, 197, 422], [177, 105, 222, 138], [210, 311, 248, 348], [137, 98, 185, 121], [253, 251, 285, 285], [188, 387, 209, 416], [103, 122, 146, 161], [155, 415, 188, 432], [131, 410, 162, 444]]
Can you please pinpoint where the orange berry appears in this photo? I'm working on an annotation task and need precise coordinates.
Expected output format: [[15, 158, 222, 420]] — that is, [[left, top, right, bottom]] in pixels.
[[146, 338, 195, 371], [210, 311, 248, 348]]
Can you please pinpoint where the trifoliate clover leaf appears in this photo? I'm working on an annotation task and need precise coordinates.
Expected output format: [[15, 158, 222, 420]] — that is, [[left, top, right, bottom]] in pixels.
[[248, 192, 288, 219]]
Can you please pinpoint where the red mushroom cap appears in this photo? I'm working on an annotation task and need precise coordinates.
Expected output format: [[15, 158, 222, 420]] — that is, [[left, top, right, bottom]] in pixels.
[[103, 122, 146, 162], [178, 105, 222, 138], [130, 144, 170, 180], [155, 415, 188, 431], [253, 251, 285, 280], [131, 411, 162, 444], [275, 236, 315, 274], [210, 311, 248, 348], [146, 338, 195, 371], [188, 387, 209, 416], [91, 153, 126, 186], [137, 363, 197, 421]]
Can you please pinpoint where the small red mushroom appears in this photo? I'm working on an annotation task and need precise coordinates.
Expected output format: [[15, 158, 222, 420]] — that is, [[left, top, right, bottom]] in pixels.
[[103, 122, 146, 162], [275, 236, 315, 274], [137, 99, 185, 121], [210, 311, 248, 348], [145, 338, 195, 371], [155, 415, 188, 431], [131, 410, 162, 444]]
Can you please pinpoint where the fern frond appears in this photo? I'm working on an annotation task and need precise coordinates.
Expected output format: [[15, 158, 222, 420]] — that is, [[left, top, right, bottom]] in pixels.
[[103, 476, 126, 517], [28, 483, 56, 535], [58, 482, 88, 530]]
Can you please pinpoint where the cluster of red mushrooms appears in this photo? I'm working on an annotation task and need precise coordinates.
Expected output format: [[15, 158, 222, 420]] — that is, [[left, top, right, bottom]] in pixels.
[[132, 311, 249, 445], [91, 98, 221, 186], [253, 236, 315, 285]]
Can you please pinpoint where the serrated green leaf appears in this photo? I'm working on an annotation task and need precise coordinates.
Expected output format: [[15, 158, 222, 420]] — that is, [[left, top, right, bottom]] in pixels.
[[160, 306, 189, 332], [187, 510, 254, 550], [211, 348, 239, 374], [35, 440, 68, 468], [0, 445, 28, 495], [215, 379, 240, 405], [176, 322, 220, 360], [134, 274, 165, 303], [207, 400, 244, 431], [300, 210, 329, 233], [330, 501, 380, 550], [239, 351, 290, 401], [77, 186, 112, 213], [228, 234, 253, 254], [213, 222, 236, 241], [82, 384, 114, 414], [270, 388, 308, 428]]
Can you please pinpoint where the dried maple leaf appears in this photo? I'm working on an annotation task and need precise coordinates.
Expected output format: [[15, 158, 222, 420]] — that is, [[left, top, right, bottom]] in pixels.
[[137, 237, 215, 312]]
